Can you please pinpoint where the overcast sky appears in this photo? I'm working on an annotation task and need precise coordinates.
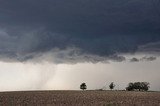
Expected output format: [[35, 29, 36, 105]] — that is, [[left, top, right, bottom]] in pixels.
[[0, 0, 160, 91]]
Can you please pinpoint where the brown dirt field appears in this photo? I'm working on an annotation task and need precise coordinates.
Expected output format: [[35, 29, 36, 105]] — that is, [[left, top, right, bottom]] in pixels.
[[0, 90, 160, 106]]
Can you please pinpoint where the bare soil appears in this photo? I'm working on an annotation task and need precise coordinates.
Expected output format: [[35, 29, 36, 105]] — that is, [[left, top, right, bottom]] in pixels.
[[0, 90, 160, 106]]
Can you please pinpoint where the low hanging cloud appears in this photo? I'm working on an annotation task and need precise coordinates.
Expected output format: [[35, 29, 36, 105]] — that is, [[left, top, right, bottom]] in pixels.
[[130, 58, 140, 62], [130, 56, 157, 62], [0, 0, 160, 63], [142, 56, 157, 61], [8, 47, 126, 64]]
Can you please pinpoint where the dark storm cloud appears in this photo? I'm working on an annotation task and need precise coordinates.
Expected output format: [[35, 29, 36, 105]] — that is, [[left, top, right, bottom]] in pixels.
[[0, 0, 160, 63], [138, 41, 160, 53]]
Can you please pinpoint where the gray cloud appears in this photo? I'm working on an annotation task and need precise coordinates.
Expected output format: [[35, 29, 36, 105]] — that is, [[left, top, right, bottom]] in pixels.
[[1, 47, 125, 64], [130, 58, 140, 62], [0, 0, 160, 63], [130, 56, 157, 62], [141, 56, 157, 61]]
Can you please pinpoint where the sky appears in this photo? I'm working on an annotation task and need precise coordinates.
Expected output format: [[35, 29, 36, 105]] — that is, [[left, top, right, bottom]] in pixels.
[[0, 0, 160, 91]]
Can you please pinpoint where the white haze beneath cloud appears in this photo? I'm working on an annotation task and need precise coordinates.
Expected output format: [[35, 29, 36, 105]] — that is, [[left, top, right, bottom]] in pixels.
[[0, 53, 160, 92]]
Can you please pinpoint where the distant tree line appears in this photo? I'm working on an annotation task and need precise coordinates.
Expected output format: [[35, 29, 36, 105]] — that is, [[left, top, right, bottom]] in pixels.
[[80, 82, 150, 91]]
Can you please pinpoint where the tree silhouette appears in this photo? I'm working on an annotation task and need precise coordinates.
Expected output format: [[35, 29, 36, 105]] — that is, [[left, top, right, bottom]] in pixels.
[[80, 83, 87, 91], [126, 82, 150, 91], [126, 83, 134, 91], [109, 82, 115, 90]]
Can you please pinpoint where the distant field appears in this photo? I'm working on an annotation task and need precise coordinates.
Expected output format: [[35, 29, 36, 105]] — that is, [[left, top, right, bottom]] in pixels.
[[0, 90, 160, 106]]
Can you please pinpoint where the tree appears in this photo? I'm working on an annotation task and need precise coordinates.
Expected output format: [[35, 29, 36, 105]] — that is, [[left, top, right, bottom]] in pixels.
[[141, 82, 150, 91], [126, 82, 150, 91], [109, 82, 115, 90], [134, 82, 142, 91], [80, 83, 87, 90], [126, 83, 134, 91]]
